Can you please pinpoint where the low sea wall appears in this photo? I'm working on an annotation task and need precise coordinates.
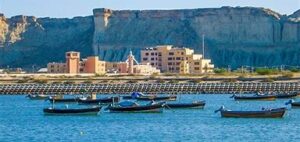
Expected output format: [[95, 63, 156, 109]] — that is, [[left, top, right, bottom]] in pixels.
[[0, 82, 299, 95]]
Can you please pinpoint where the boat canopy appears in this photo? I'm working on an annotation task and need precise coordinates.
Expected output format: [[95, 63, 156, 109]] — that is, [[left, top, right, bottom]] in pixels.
[[131, 92, 145, 98]]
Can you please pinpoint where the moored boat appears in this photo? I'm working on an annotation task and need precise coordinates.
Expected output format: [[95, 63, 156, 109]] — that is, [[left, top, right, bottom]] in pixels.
[[106, 101, 165, 113], [47, 96, 79, 103], [43, 106, 101, 115], [215, 106, 286, 118], [78, 96, 119, 105], [276, 92, 299, 98], [166, 101, 205, 109], [123, 92, 176, 101], [231, 94, 276, 101], [26, 94, 49, 100], [285, 99, 300, 107]]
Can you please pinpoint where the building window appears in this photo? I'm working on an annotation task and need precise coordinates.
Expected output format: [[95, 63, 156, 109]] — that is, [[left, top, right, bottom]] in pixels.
[[158, 53, 162, 56], [169, 52, 174, 56], [151, 58, 155, 61], [176, 62, 180, 65], [168, 62, 172, 65], [155, 53, 157, 55], [151, 53, 155, 56], [195, 67, 200, 70], [186, 57, 189, 60], [145, 53, 149, 56], [194, 62, 200, 65], [72, 53, 77, 56], [151, 63, 155, 65], [168, 57, 172, 60], [181, 52, 184, 55], [175, 67, 180, 70], [143, 58, 148, 61], [176, 57, 181, 60]]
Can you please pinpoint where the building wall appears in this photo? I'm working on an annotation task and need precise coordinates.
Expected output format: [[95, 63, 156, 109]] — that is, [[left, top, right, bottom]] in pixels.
[[141, 45, 214, 74], [66, 52, 80, 74], [47, 63, 66, 73], [83, 56, 106, 74]]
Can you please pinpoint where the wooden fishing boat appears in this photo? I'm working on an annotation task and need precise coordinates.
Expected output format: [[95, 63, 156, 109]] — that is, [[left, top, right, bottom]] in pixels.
[[215, 106, 286, 118], [26, 94, 49, 100], [43, 106, 101, 115], [276, 92, 299, 98], [123, 92, 177, 101], [47, 97, 79, 103], [166, 101, 205, 109], [231, 94, 276, 101], [106, 101, 165, 113], [78, 97, 119, 105], [285, 100, 300, 107]]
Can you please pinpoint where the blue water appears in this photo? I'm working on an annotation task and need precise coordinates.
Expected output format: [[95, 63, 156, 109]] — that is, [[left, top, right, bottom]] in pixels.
[[0, 94, 299, 142]]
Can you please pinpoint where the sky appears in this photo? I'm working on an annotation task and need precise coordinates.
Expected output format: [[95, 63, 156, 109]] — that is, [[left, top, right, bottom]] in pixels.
[[0, 0, 299, 18]]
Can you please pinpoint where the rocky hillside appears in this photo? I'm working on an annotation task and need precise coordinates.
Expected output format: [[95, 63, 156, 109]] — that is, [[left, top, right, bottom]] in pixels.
[[0, 7, 299, 69]]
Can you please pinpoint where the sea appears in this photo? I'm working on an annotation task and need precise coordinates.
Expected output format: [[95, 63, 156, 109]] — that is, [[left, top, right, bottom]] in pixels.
[[0, 94, 299, 142]]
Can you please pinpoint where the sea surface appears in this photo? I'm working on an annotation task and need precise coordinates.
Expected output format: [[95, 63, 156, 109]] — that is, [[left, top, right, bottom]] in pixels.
[[0, 94, 299, 142]]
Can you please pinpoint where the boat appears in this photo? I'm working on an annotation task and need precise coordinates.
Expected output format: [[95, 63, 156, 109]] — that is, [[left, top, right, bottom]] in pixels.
[[276, 92, 299, 98], [123, 92, 177, 101], [106, 101, 165, 113], [78, 96, 119, 105], [231, 94, 276, 101], [43, 106, 101, 115], [285, 100, 300, 107], [215, 106, 286, 118], [47, 96, 79, 103], [26, 94, 49, 100], [166, 101, 205, 109]]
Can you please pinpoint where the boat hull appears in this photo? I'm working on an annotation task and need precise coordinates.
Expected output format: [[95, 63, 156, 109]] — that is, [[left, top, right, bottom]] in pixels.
[[220, 108, 286, 118], [234, 95, 276, 101], [48, 98, 79, 103], [78, 97, 119, 105], [107, 103, 164, 113], [137, 96, 177, 101], [43, 107, 101, 115], [276, 93, 299, 98], [166, 102, 205, 109]]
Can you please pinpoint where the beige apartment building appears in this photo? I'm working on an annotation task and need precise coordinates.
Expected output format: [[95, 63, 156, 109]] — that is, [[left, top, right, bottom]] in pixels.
[[141, 45, 214, 74]]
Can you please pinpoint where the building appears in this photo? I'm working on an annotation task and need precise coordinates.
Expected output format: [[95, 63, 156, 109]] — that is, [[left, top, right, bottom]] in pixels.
[[47, 51, 106, 74], [141, 45, 214, 74], [106, 51, 160, 75]]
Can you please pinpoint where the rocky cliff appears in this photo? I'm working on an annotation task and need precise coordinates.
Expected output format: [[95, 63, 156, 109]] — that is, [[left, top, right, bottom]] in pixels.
[[0, 7, 300, 69]]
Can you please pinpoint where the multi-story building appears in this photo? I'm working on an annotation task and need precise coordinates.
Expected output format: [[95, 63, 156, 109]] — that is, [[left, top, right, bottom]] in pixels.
[[141, 45, 214, 74], [47, 51, 106, 74]]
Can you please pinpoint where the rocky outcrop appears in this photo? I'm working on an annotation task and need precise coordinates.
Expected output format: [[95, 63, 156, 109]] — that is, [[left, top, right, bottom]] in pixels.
[[0, 7, 300, 69], [0, 15, 94, 68], [93, 7, 300, 68]]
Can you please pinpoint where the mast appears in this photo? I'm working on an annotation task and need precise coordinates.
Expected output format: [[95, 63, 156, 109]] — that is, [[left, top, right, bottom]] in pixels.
[[202, 34, 205, 59]]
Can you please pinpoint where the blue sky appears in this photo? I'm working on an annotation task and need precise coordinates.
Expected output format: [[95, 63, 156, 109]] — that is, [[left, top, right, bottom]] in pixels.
[[0, 0, 299, 18]]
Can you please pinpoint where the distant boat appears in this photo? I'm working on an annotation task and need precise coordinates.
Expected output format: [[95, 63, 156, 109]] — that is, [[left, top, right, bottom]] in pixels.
[[166, 101, 205, 109], [276, 92, 299, 98], [78, 96, 119, 105], [285, 99, 300, 107], [43, 106, 101, 115], [123, 92, 177, 101], [47, 96, 79, 103], [106, 101, 165, 113], [231, 94, 276, 101], [215, 106, 286, 118], [26, 94, 49, 100]]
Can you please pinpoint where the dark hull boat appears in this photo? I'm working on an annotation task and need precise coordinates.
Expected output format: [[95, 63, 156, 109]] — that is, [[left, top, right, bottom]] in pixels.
[[276, 92, 299, 98], [48, 98, 79, 103], [285, 100, 300, 108], [136, 96, 177, 101], [107, 102, 165, 113], [43, 106, 101, 115], [26, 94, 49, 100], [215, 106, 286, 118], [166, 101, 205, 109], [231, 95, 276, 101], [78, 97, 119, 105]]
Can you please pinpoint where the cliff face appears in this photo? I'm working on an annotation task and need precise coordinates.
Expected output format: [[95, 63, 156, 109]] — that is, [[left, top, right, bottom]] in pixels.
[[93, 7, 300, 68], [0, 7, 300, 69], [0, 15, 94, 68]]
